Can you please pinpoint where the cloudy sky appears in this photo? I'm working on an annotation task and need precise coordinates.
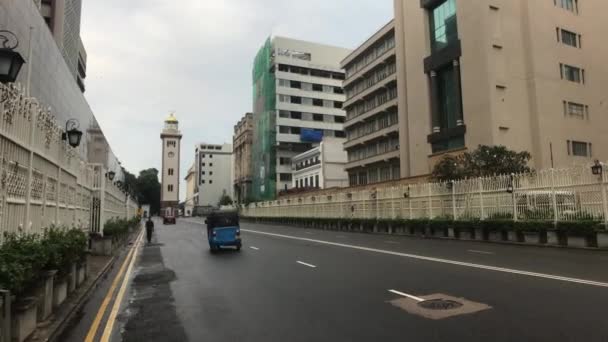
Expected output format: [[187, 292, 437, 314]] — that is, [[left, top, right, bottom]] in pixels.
[[81, 0, 393, 199]]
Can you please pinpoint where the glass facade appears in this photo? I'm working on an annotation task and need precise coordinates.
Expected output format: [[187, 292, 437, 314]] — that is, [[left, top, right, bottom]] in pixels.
[[430, 0, 458, 52]]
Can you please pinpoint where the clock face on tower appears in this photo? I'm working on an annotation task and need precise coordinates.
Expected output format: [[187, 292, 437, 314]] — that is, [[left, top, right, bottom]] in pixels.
[[168, 152, 175, 158]]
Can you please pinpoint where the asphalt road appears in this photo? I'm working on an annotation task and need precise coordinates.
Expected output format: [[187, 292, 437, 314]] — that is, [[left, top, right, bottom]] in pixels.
[[68, 218, 608, 341]]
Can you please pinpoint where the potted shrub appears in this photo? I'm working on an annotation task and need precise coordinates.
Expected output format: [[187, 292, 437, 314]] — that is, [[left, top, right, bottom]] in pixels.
[[453, 220, 473, 240], [597, 225, 608, 248], [557, 221, 600, 248], [517, 221, 551, 245], [428, 219, 450, 238]]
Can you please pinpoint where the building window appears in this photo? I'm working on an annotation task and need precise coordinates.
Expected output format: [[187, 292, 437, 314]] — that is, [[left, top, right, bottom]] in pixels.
[[313, 114, 324, 121], [335, 116, 345, 123], [279, 157, 291, 165], [291, 96, 302, 104], [166, 140, 176, 148], [210, 163, 213, 167], [349, 173, 358, 186], [315, 175, 320, 188], [168, 168, 174, 176], [555, 0, 578, 13], [201, 180, 205, 184], [312, 84, 323, 92], [279, 110, 290, 118], [201, 154, 206, 158], [560, 63, 584, 83], [209, 154, 213, 159], [335, 131, 346, 138], [168, 184, 174, 192], [279, 126, 290, 134], [202, 171, 206, 175], [201, 163, 205, 167], [334, 102, 343, 109], [563, 101, 588, 119], [291, 112, 302, 120], [279, 173, 292, 182], [568, 140, 591, 157], [313, 99, 323, 107], [559, 28, 580, 48], [358, 172, 368, 185], [210, 171, 213, 175], [290, 80, 301, 89], [291, 127, 301, 134], [334, 87, 344, 94], [430, 0, 458, 52]]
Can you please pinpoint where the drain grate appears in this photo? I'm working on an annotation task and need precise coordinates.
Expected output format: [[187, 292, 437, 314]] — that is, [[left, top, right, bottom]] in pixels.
[[417, 299, 463, 310]]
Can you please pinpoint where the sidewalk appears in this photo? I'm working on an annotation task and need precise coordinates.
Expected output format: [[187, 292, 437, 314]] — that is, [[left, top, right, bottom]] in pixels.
[[25, 254, 115, 342]]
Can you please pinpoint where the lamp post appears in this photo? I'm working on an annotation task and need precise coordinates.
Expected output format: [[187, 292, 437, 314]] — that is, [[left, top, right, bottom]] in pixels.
[[106, 171, 116, 181], [0, 30, 26, 84], [61, 119, 83, 148]]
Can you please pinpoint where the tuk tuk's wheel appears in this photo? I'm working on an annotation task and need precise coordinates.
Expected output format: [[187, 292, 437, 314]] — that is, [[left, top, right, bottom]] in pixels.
[[236, 244, 242, 251]]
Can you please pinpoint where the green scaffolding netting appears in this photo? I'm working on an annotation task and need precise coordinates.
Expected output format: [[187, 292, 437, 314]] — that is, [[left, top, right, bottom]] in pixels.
[[251, 38, 277, 201]]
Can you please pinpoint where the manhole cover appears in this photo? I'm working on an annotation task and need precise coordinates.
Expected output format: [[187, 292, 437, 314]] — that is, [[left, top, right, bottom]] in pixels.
[[417, 299, 463, 310]]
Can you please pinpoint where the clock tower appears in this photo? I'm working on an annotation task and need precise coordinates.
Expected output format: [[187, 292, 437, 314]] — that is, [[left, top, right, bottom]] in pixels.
[[160, 113, 182, 214]]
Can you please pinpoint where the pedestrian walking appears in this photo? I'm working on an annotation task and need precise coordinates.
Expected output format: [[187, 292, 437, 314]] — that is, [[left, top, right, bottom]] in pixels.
[[145, 217, 154, 244]]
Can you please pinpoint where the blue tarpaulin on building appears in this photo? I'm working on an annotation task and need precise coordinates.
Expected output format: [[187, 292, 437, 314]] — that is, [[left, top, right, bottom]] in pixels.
[[300, 129, 323, 142]]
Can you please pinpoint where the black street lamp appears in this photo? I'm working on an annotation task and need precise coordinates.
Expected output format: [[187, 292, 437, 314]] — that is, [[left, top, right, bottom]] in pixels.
[[591, 160, 603, 176], [61, 119, 83, 148], [0, 30, 26, 84], [106, 171, 116, 181]]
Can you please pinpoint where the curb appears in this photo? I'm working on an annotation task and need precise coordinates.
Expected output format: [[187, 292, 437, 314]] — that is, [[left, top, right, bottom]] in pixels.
[[43, 228, 141, 342]]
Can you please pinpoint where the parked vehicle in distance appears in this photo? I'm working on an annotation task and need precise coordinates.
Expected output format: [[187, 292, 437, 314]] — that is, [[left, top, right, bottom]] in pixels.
[[205, 210, 241, 252], [163, 207, 177, 225]]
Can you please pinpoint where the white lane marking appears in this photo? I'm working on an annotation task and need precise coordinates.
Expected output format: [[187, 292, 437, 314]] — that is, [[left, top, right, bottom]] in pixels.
[[468, 250, 495, 255], [250, 246, 260, 250], [242, 228, 608, 288], [384, 241, 400, 244], [388, 289, 425, 302], [297, 261, 317, 268]]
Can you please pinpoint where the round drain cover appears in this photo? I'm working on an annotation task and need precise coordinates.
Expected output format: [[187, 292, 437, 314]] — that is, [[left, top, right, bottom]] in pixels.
[[417, 299, 463, 310]]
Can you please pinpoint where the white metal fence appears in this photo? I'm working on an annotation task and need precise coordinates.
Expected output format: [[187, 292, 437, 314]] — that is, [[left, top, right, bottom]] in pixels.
[[0, 83, 137, 241], [243, 163, 608, 226]]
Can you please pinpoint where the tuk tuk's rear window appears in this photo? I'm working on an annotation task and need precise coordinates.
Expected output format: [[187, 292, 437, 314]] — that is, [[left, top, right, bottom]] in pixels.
[[207, 213, 239, 227]]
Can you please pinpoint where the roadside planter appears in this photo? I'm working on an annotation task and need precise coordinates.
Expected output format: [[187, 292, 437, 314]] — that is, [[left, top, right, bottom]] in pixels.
[[11, 298, 37, 342], [34, 270, 57, 322], [557, 221, 600, 248], [597, 230, 608, 248], [67, 263, 77, 294], [52, 277, 68, 309], [90, 234, 113, 256], [77, 261, 87, 286], [474, 228, 486, 241]]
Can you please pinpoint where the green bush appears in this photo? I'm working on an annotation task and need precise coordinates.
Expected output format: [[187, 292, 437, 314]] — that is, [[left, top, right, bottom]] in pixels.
[[0, 227, 87, 295], [556, 221, 601, 236], [481, 220, 514, 232], [103, 217, 139, 238]]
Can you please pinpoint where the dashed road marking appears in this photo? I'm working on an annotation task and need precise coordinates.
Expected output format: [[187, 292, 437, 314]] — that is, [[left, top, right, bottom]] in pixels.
[[297, 261, 317, 268], [388, 289, 425, 302], [468, 250, 495, 255], [250, 246, 260, 250]]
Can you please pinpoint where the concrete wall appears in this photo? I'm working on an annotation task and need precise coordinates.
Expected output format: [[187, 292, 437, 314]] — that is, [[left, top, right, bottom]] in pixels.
[[0, 0, 120, 171], [321, 138, 349, 188]]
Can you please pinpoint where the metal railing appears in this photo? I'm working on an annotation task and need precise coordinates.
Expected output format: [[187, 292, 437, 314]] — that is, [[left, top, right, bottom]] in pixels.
[[243, 163, 608, 226], [0, 83, 137, 240]]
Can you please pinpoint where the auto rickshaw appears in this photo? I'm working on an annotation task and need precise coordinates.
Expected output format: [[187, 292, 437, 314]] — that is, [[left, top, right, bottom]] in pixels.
[[205, 210, 242, 252]]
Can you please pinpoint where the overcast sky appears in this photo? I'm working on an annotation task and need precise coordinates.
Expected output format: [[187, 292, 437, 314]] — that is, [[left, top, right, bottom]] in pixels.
[[81, 0, 393, 200]]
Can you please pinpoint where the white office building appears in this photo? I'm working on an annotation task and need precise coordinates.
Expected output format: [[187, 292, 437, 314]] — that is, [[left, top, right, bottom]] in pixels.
[[292, 138, 349, 190], [194, 143, 233, 208], [252, 36, 351, 200]]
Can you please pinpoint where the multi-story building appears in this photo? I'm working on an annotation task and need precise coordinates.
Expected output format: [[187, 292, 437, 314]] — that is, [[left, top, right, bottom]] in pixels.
[[194, 143, 233, 208], [160, 114, 182, 213], [184, 164, 196, 216], [37, 0, 87, 91], [341, 21, 400, 186], [394, 0, 608, 176], [233, 113, 253, 203], [292, 137, 349, 190], [251, 36, 351, 201]]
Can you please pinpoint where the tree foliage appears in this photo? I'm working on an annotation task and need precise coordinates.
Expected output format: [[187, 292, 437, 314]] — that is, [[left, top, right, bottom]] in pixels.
[[432, 145, 532, 182], [218, 194, 234, 206], [136, 169, 161, 215]]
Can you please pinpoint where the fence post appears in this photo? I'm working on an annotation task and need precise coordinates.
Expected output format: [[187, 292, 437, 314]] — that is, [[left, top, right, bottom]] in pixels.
[[601, 166, 608, 229], [428, 184, 433, 219], [23, 106, 37, 232], [408, 186, 413, 220], [511, 173, 518, 222], [550, 168, 558, 224], [478, 178, 485, 220], [55, 167, 61, 225], [451, 182, 457, 220], [1, 289, 10, 342], [99, 168, 106, 236], [391, 187, 396, 220]]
